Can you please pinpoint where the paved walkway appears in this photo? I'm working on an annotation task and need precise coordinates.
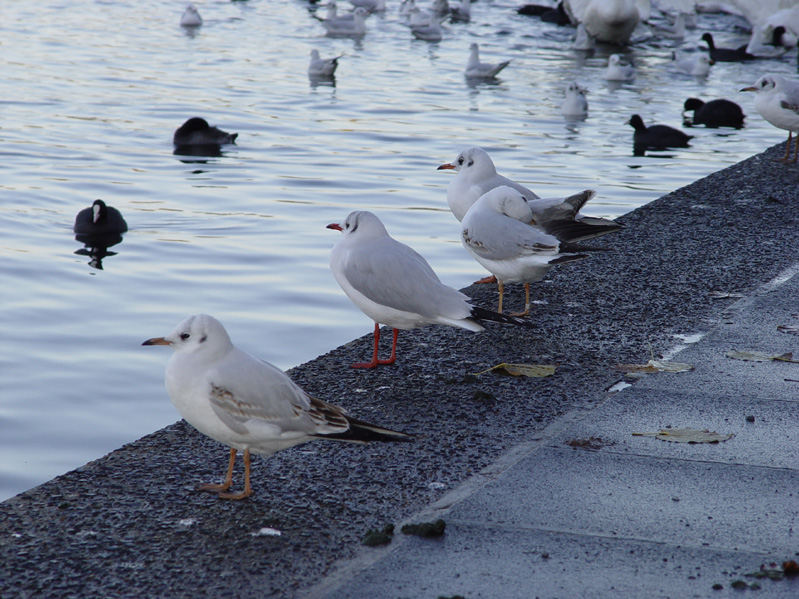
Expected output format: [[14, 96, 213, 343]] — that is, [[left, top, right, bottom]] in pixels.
[[312, 265, 799, 598]]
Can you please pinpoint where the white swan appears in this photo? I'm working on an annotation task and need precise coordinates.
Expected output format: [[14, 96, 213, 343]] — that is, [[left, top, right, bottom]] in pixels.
[[564, 0, 649, 45]]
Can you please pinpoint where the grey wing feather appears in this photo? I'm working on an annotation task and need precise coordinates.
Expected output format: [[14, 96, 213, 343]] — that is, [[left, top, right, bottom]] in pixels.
[[463, 216, 557, 261], [343, 237, 468, 318], [205, 351, 348, 436]]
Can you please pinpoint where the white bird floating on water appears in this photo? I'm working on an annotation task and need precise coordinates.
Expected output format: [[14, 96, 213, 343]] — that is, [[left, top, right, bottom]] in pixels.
[[671, 50, 712, 77], [409, 9, 444, 41], [603, 53, 635, 81], [741, 73, 799, 163], [562, 81, 588, 118], [143, 314, 411, 499], [464, 43, 510, 80], [180, 4, 203, 27], [321, 6, 368, 37], [327, 211, 529, 368], [564, 0, 646, 46], [308, 49, 342, 78]]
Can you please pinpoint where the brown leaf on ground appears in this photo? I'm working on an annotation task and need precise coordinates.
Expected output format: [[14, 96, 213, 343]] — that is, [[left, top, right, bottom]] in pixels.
[[472, 363, 556, 378], [726, 350, 799, 363], [632, 428, 734, 444], [616, 359, 693, 373]]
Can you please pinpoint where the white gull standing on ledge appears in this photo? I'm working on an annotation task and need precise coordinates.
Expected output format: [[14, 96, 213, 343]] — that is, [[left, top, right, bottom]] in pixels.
[[143, 314, 410, 499], [327, 211, 529, 368]]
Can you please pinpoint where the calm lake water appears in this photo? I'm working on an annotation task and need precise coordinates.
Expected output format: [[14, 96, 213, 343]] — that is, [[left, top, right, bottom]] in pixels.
[[1, 0, 796, 501]]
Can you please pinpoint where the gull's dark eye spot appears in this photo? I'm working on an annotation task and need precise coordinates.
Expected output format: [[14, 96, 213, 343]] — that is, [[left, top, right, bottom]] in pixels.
[[457, 156, 464, 165], [467, 160, 474, 167], [199, 335, 207, 343], [180, 333, 190, 341]]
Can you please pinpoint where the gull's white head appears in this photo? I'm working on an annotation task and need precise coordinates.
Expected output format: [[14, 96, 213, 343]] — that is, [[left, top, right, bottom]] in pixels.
[[437, 147, 497, 182], [310, 49, 320, 60], [326, 210, 388, 238], [741, 74, 781, 94], [143, 314, 233, 358], [475, 186, 533, 223], [566, 81, 587, 96]]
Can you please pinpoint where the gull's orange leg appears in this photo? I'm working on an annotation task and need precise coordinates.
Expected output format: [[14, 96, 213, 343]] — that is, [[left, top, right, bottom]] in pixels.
[[198, 447, 236, 493], [510, 283, 531, 317], [376, 328, 399, 365], [497, 280, 505, 314], [474, 274, 497, 284], [780, 131, 792, 162], [218, 449, 253, 500], [352, 324, 398, 368]]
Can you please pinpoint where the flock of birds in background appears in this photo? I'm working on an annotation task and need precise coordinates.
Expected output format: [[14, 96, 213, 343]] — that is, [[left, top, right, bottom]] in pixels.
[[73, 0, 799, 499]]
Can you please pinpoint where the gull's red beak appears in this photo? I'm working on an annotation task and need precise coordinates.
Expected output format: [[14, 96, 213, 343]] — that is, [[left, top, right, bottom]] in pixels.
[[326, 223, 343, 231], [437, 163, 456, 170], [142, 337, 171, 346]]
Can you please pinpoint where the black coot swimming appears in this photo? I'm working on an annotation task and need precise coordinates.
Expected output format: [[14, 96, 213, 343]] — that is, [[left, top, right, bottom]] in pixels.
[[173, 117, 238, 155], [683, 98, 745, 128], [628, 114, 693, 155]]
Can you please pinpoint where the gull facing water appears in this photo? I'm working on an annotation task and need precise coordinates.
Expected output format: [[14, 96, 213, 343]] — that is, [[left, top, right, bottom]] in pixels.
[[143, 314, 410, 499]]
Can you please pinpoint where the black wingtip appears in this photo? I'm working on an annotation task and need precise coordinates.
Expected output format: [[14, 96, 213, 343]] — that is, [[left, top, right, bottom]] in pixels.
[[470, 306, 533, 328], [319, 417, 413, 443]]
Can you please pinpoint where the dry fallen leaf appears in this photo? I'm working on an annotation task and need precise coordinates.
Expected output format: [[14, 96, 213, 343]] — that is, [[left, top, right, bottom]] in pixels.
[[632, 428, 734, 444], [616, 359, 693, 373], [725, 350, 799, 363], [472, 363, 556, 378]]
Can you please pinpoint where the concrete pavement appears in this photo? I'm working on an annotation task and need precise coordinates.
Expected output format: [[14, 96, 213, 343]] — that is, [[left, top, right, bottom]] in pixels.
[[313, 265, 799, 598]]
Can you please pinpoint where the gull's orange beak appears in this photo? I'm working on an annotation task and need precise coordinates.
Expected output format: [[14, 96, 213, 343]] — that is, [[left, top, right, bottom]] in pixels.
[[142, 337, 171, 346], [437, 163, 456, 170], [739, 86, 756, 92], [326, 223, 343, 231]]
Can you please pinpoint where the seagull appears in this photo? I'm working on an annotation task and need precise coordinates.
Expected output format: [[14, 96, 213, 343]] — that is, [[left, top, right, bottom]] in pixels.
[[603, 54, 635, 81], [740, 74, 799, 162], [461, 187, 605, 316], [671, 51, 712, 77], [308, 49, 342, 77], [180, 4, 203, 27], [683, 97, 745, 129], [437, 147, 621, 242], [143, 314, 411, 499], [562, 81, 588, 118], [73, 199, 128, 237], [327, 211, 530, 368], [700, 32, 755, 62], [628, 114, 693, 155], [409, 10, 443, 41], [464, 43, 510, 80], [173, 117, 238, 149], [322, 6, 368, 37]]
